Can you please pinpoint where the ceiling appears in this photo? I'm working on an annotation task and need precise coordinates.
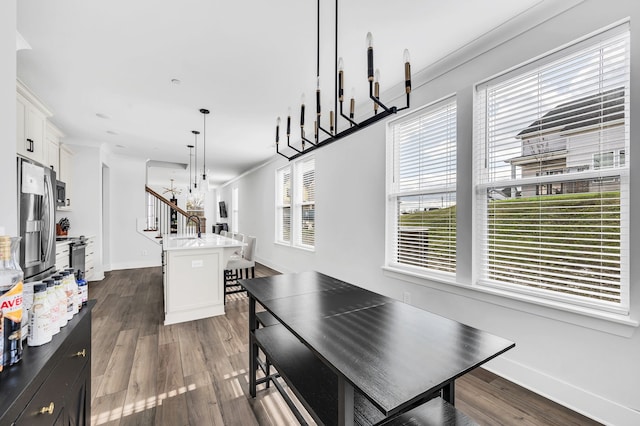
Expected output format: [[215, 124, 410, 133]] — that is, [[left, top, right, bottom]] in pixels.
[[17, 0, 544, 188]]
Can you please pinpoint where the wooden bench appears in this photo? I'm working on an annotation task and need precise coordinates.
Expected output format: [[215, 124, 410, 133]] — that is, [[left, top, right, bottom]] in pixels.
[[256, 310, 279, 327], [378, 397, 477, 426], [253, 323, 387, 425]]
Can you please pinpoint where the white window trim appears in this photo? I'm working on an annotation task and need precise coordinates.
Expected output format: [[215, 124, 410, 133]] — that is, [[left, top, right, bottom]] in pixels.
[[472, 23, 630, 316], [385, 95, 457, 279], [275, 157, 315, 251], [275, 165, 292, 245], [382, 265, 638, 337]]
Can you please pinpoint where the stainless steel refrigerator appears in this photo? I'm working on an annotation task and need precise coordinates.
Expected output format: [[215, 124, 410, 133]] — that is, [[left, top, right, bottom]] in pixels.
[[17, 156, 56, 281]]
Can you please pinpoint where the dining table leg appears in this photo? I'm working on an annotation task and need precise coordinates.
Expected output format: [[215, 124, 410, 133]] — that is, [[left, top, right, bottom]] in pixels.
[[338, 377, 354, 426], [442, 380, 455, 405], [249, 296, 258, 398]]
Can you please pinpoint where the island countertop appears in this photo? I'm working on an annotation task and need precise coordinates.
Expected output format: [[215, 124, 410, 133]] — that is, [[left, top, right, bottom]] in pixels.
[[162, 233, 244, 251]]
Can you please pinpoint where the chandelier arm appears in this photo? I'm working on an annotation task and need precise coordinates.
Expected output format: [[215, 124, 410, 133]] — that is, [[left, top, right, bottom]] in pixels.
[[286, 135, 303, 154], [276, 143, 292, 160], [397, 92, 411, 111], [368, 80, 393, 114], [317, 124, 335, 139], [339, 102, 359, 127], [302, 135, 317, 146]]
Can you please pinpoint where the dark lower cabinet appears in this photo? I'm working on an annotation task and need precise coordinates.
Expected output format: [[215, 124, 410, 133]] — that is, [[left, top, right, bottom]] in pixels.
[[0, 300, 94, 426], [66, 363, 90, 426]]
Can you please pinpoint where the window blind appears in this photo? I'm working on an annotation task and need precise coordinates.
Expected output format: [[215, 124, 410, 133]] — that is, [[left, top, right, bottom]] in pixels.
[[474, 25, 630, 312], [298, 158, 315, 247], [389, 99, 457, 274], [276, 167, 291, 243]]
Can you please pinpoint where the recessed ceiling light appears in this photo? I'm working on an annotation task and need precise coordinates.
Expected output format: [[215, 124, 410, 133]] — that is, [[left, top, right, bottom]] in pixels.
[[115, 144, 126, 149], [96, 113, 110, 119], [106, 130, 118, 135], [171, 78, 181, 85]]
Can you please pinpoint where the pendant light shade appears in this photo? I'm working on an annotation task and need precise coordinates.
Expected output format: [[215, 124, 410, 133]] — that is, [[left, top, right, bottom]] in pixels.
[[191, 130, 200, 190], [199, 108, 210, 192], [187, 144, 194, 194]]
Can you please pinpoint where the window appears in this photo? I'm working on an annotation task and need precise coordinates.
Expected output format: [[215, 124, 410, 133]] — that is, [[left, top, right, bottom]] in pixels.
[[593, 149, 625, 169], [276, 157, 315, 249], [297, 158, 316, 247], [276, 167, 292, 243], [387, 98, 457, 274], [474, 25, 630, 313], [231, 187, 239, 233]]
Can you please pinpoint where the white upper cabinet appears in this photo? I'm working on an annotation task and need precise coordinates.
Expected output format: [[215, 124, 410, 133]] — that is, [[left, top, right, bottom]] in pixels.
[[45, 121, 63, 175], [58, 144, 74, 210], [16, 80, 52, 164]]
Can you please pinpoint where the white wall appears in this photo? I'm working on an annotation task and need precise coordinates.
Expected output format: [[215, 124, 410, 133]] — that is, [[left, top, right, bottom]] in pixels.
[[57, 143, 105, 280], [0, 0, 17, 235], [105, 151, 162, 270], [219, 1, 640, 424]]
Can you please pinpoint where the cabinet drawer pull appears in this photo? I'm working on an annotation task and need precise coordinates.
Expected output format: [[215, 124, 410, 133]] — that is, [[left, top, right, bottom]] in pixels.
[[39, 402, 54, 415], [75, 349, 86, 357]]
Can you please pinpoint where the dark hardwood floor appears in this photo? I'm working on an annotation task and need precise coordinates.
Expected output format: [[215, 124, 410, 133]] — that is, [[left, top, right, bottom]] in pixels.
[[88, 265, 601, 426]]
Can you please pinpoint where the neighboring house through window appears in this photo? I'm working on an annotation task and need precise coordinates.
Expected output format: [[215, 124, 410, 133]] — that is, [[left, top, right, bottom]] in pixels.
[[474, 24, 630, 313]]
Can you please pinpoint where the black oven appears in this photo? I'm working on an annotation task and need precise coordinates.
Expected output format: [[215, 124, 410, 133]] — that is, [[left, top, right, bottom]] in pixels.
[[56, 180, 66, 207]]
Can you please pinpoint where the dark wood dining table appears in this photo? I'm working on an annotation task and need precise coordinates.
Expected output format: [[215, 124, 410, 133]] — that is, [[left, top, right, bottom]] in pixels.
[[242, 271, 515, 425]]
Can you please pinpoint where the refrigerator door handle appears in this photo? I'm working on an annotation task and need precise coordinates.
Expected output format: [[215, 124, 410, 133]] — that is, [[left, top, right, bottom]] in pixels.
[[42, 171, 56, 266]]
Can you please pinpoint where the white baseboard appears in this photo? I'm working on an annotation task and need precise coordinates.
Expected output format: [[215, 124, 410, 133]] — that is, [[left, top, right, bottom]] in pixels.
[[255, 256, 295, 274], [486, 356, 640, 426]]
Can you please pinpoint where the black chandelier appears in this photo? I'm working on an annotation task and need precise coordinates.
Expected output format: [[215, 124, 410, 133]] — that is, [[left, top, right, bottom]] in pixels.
[[275, 0, 411, 161]]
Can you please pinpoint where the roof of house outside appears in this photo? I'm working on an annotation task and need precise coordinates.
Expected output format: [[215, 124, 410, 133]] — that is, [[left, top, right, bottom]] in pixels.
[[517, 87, 625, 138]]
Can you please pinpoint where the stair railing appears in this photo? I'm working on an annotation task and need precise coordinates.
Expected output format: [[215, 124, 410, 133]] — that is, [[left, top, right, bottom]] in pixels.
[[145, 186, 206, 237]]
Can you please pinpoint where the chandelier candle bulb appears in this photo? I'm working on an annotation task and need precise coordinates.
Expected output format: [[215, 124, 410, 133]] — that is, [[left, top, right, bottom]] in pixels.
[[366, 32, 374, 81], [404, 49, 412, 94], [350, 88, 356, 119], [338, 57, 344, 101], [314, 120, 318, 140], [374, 69, 380, 113], [286, 108, 291, 137], [330, 110, 334, 133], [275, 117, 280, 144], [300, 94, 306, 127], [316, 77, 321, 117]]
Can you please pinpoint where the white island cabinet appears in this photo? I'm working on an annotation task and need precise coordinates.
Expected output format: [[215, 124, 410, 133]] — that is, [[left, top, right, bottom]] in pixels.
[[162, 233, 243, 325]]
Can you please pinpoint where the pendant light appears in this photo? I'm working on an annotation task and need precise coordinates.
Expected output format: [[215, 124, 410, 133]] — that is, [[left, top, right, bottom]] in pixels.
[[191, 130, 200, 190], [186, 144, 194, 194], [199, 108, 210, 191]]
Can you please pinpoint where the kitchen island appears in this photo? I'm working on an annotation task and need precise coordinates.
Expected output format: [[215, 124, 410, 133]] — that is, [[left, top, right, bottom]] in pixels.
[[162, 233, 243, 325]]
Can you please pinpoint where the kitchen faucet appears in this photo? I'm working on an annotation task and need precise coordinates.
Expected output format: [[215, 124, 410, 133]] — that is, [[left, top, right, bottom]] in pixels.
[[187, 214, 202, 238]]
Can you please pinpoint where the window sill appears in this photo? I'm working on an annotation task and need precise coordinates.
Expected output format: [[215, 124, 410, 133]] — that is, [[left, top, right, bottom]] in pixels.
[[274, 241, 316, 253], [382, 265, 638, 337]]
